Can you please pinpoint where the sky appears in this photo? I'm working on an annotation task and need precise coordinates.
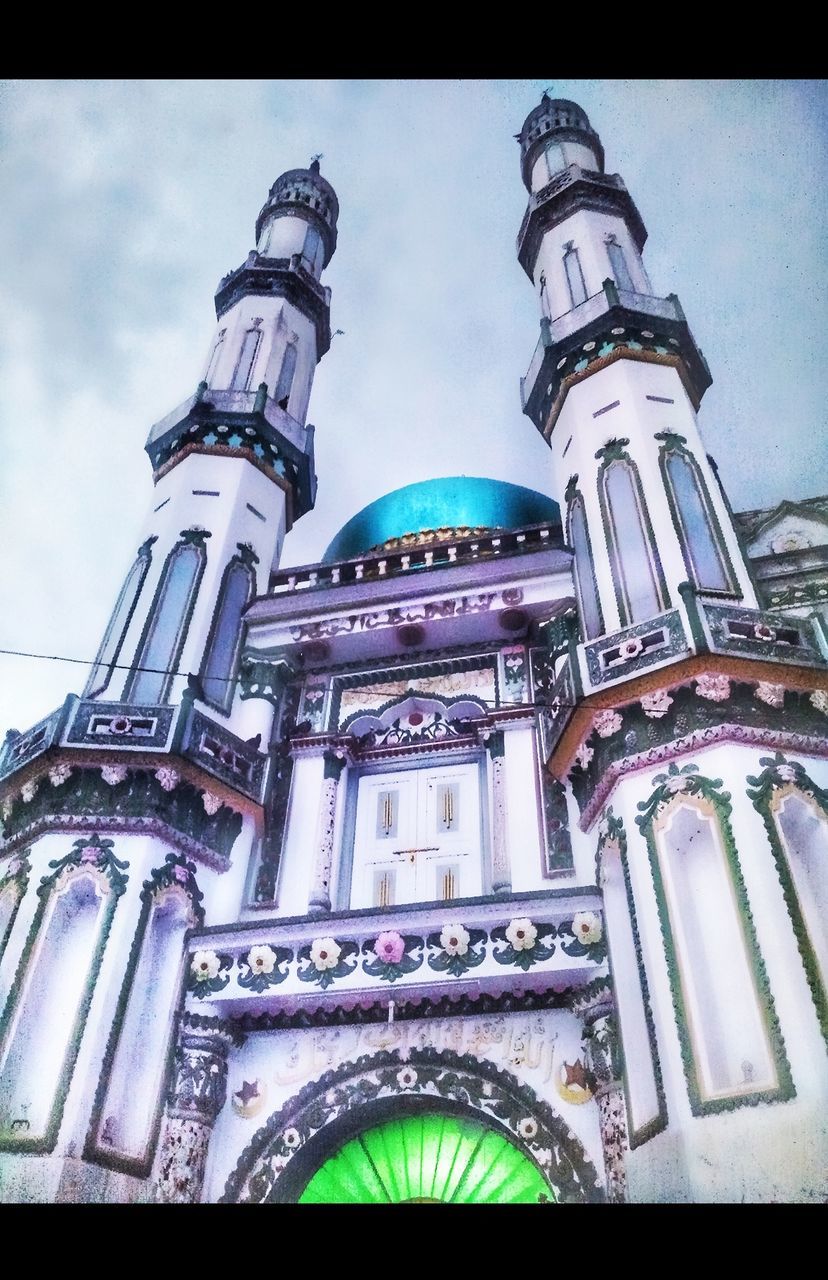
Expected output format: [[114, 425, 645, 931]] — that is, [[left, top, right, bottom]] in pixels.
[[0, 78, 826, 738]]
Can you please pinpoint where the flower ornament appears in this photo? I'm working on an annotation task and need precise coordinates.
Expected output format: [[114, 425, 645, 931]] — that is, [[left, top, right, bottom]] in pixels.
[[247, 945, 277, 975], [665, 774, 688, 794], [573, 743, 594, 771], [620, 637, 643, 660], [755, 682, 785, 709], [191, 950, 220, 981], [48, 762, 72, 788], [641, 690, 673, 719], [397, 1067, 418, 1090], [310, 937, 341, 971], [695, 673, 731, 702], [505, 918, 538, 951], [173, 864, 190, 883], [202, 791, 222, 815], [440, 924, 470, 956], [594, 710, 622, 739], [101, 764, 128, 786], [80, 845, 101, 864], [776, 764, 798, 783], [572, 912, 602, 946], [518, 1117, 539, 1141], [374, 931, 406, 965], [810, 690, 828, 717], [753, 623, 776, 642], [20, 780, 38, 804], [155, 766, 180, 792], [282, 1127, 301, 1149], [108, 716, 133, 735]]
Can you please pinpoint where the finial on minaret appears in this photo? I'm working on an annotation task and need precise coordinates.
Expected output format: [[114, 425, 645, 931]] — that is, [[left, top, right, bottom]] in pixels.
[[310, 153, 323, 173]]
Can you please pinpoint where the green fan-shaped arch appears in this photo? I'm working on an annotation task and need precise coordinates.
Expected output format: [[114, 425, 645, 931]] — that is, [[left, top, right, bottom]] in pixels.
[[298, 1112, 553, 1204]]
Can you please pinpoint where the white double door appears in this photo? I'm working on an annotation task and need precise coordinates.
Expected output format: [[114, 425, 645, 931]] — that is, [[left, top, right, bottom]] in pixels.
[[351, 761, 483, 909]]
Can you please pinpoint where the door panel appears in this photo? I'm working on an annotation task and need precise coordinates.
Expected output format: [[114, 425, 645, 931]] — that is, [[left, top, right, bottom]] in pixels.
[[351, 763, 482, 908]]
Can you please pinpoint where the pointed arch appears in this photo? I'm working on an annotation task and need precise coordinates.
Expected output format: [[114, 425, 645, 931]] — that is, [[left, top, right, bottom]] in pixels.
[[199, 543, 258, 714], [597, 440, 670, 626], [565, 475, 604, 640], [85, 854, 203, 1176], [84, 538, 156, 698], [657, 431, 739, 594]]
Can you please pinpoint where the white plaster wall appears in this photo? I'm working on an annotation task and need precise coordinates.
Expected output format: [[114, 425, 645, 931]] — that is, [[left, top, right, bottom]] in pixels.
[[204, 294, 318, 425], [201, 1008, 605, 1203], [529, 140, 600, 192], [533, 207, 650, 320], [275, 752, 325, 916], [258, 212, 308, 261], [108, 453, 285, 745], [503, 724, 549, 893], [550, 358, 757, 637], [600, 744, 828, 1202]]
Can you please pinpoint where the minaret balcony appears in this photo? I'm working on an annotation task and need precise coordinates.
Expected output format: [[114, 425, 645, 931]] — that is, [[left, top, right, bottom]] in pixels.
[[521, 281, 712, 438], [214, 251, 332, 354], [180, 889, 608, 1024]]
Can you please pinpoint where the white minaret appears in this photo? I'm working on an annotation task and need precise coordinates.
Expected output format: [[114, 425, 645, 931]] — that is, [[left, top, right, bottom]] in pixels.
[[517, 95, 757, 645], [82, 160, 339, 738]]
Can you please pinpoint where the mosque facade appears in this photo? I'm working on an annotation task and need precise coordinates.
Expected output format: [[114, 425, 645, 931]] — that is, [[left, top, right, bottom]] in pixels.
[[0, 96, 827, 1204]]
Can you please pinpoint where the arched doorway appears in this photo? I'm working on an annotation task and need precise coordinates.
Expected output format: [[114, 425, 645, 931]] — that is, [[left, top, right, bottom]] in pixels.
[[298, 1111, 553, 1204], [221, 1048, 604, 1203]]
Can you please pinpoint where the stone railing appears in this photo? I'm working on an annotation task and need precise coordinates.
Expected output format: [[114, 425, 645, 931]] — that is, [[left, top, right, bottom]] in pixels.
[[583, 609, 689, 689], [268, 520, 564, 597], [184, 890, 607, 1015], [697, 598, 826, 668], [0, 704, 67, 784]]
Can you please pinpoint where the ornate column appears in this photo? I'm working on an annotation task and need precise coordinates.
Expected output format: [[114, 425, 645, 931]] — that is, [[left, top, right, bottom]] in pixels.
[[308, 749, 347, 913], [486, 730, 511, 894], [155, 1022, 235, 1204], [583, 1000, 628, 1204]]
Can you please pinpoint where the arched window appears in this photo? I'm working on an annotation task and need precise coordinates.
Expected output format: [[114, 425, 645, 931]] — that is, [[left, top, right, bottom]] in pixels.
[[0, 836, 127, 1152], [748, 759, 828, 1043], [84, 538, 155, 698], [199, 546, 257, 714], [598, 819, 665, 1145], [541, 141, 566, 181], [274, 341, 298, 407], [638, 774, 792, 1114], [204, 328, 226, 385], [606, 235, 635, 292], [563, 242, 588, 308], [301, 224, 322, 275], [567, 487, 604, 640], [598, 444, 669, 626], [124, 531, 209, 706], [230, 325, 262, 392], [86, 857, 201, 1176], [658, 435, 738, 594]]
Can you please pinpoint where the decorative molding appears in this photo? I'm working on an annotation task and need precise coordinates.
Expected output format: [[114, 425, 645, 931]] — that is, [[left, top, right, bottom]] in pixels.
[[635, 765, 795, 1117], [220, 1048, 606, 1204], [746, 754, 828, 1044]]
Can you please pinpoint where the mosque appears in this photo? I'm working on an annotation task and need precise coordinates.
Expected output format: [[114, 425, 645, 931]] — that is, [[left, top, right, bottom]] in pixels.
[[0, 94, 826, 1204]]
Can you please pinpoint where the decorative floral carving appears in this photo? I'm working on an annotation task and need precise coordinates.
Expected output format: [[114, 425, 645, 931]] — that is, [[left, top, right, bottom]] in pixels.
[[640, 690, 673, 719], [427, 924, 486, 977], [619, 637, 644, 660], [492, 919, 555, 970], [518, 1117, 539, 1140], [298, 937, 358, 989], [396, 1067, 418, 1090], [155, 766, 180, 792], [559, 913, 606, 962], [573, 743, 594, 771], [108, 716, 133, 735], [202, 791, 222, 815], [362, 933, 424, 983], [754, 682, 785, 709], [20, 780, 38, 804], [45, 832, 129, 892], [753, 623, 776, 643], [237, 944, 292, 993], [695, 673, 731, 702], [593, 710, 622, 739], [810, 690, 828, 716], [188, 949, 232, 998], [48, 762, 73, 788], [101, 764, 128, 786]]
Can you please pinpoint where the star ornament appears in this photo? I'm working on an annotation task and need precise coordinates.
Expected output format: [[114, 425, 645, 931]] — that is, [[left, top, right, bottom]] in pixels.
[[232, 1078, 266, 1118]]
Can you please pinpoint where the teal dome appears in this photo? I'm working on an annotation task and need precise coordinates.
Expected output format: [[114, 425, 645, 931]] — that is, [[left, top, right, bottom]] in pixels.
[[322, 476, 561, 563]]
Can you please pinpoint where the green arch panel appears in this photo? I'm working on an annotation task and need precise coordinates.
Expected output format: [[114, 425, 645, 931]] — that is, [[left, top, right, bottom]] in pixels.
[[298, 1112, 552, 1204]]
